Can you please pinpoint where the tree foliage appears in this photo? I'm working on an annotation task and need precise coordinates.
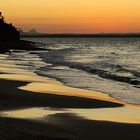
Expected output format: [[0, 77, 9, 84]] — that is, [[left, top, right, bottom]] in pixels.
[[0, 12, 20, 41]]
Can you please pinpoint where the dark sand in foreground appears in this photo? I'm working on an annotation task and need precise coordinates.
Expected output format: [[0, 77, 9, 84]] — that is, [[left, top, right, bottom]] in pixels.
[[0, 79, 140, 140]]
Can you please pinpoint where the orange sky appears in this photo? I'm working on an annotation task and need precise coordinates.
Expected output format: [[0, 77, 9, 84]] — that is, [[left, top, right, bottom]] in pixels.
[[1, 0, 140, 33]]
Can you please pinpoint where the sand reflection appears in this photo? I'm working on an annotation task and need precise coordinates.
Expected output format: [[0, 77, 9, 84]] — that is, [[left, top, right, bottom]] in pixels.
[[2, 106, 140, 124], [2, 107, 64, 120]]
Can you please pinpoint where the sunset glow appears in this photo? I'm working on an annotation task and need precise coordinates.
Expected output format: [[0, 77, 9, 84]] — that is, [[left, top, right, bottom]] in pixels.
[[1, 0, 140, 33]]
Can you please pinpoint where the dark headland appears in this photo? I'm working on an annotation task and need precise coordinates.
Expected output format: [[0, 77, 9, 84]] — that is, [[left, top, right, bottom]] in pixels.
[[0, 12, 45, 53]]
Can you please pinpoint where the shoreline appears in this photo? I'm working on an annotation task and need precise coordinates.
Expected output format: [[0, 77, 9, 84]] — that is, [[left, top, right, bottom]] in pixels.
[[0, 40, 46, 54], [0, 72, 140, 123], [0, 61, 140, 122], [0, 77, 140, 140], [0, 51, 140, 139]]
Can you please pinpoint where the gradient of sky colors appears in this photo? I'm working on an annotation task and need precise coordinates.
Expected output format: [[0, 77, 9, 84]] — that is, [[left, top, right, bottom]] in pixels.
[[1, 0, 140, 33]]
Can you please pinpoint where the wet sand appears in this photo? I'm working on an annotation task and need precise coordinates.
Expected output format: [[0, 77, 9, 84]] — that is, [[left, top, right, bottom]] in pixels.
[[0, 113, 140, 140], [0, 79, 122, 111], [0, 58, 140, 139], [0, 79, 140, 140]]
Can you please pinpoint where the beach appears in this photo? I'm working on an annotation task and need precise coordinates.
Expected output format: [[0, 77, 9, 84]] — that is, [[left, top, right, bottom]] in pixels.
[[1, 0, 140, 138], [0, 48, 140, 140], [0, 71, 140, 140]]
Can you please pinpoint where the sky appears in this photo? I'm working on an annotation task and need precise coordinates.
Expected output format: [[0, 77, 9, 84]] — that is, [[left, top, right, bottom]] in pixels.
[[0, 0, 140, 33]]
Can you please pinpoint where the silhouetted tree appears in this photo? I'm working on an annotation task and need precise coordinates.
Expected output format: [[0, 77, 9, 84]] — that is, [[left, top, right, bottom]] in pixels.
[[0, 12, 20, 41]]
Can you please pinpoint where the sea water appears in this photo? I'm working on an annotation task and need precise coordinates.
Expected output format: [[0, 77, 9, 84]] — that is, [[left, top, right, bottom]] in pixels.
[[21, 38, 140, 104]]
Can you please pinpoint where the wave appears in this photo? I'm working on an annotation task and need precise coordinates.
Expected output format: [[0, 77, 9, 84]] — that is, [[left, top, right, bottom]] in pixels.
[[39, 49, 140, 87], [68, 63, 140, 85]]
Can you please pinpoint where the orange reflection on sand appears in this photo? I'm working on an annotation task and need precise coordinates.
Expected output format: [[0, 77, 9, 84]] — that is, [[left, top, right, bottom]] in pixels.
[[19, 82, 120, 104], [0, 62, 140, 124], [69, 106, 140, 124]]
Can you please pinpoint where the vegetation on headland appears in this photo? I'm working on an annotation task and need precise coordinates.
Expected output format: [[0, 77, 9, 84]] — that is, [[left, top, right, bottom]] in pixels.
[[0, 12, 45, 53], [0, 12, 20, 41]]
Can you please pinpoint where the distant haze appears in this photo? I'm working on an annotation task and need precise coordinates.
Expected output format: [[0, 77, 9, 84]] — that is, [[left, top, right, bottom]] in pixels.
[[1, 0, 140, 33]]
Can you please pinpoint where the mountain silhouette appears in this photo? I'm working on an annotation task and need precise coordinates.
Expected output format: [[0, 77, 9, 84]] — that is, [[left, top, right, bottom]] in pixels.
[[20, 28, 40, 35], [27, 28, 39, 34]]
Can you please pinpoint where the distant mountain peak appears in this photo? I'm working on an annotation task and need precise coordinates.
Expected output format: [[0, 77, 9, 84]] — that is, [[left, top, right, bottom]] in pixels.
[[27, 28, 39, 34]]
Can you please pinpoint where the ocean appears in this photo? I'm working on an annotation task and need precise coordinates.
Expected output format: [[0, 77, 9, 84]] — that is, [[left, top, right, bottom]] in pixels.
[[14, 38, 140, 104]]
